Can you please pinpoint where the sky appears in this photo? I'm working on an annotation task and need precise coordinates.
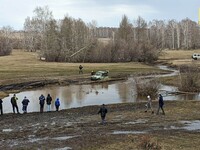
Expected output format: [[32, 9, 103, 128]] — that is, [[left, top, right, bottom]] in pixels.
[[0, 0, 199, 30]]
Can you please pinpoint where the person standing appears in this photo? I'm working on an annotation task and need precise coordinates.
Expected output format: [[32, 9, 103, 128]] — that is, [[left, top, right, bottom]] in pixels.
[[22, 96, 30, 113], [39, 94, 45, 113], [55, 98, 60, 111], [0, 98, 3, 115], [46, 94, 52, 112], [79, 65, 83, 74], [157, 94, 165, 115], [145, 95, 154, 114], [11, 94, 20, 114], [98, 104, 108, 125]]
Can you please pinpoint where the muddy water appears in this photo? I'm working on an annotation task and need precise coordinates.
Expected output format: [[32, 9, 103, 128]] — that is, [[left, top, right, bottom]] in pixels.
[[2, 82, 137, 113], [2, 66, 200, 114]]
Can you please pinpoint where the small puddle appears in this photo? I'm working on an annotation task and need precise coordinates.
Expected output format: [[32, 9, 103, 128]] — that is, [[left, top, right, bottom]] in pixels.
[[28, 137, 48, 143], [2, 129, 13, 132], [53, 147, 72, 150], [29, 135, 78, 143], [52, 136, 78, 140], [125, 119, 148, 125], [112, 131, 146, 135], [180, 120, 200, 131]]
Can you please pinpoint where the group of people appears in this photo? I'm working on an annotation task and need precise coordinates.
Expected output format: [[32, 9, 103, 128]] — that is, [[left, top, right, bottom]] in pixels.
[[98, 94, 165, 125], [0, 93, 61, 115], [38, 94, 60, 113], [145, 94, 165, 115], [0, 93, 164, 126]]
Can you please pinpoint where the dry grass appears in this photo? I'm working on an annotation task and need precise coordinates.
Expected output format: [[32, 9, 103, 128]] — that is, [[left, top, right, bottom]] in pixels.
[[0, 50, 163, 85], [158, 50, 200, 87], [85, 101, 200, 150], [159, 49, 200, 66], [159, 49, 200, 60]]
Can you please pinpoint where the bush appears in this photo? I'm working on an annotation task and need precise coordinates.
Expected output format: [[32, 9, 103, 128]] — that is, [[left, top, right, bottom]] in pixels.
[[137, 135, 162, 150], [135, 78, 160, 98], [178, 65, 200, 92]]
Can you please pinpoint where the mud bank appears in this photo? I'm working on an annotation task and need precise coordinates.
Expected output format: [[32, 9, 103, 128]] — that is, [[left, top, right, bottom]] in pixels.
[[0, 76, 126, 92], [1, 100, 200, 149]]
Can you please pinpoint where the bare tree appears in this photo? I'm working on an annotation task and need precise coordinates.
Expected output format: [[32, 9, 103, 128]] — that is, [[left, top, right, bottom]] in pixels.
[[0, 26, 13, 56], [23, 6, 53, 53]]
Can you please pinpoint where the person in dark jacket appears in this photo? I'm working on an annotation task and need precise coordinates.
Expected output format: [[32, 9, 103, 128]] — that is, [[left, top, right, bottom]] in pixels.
[[11, 94, 20, 114], [98, 104, 108, 125], [55, 98, 60, 111], [156, 94, 165, 115], [39, 94, 45, 113], [22, 96, 30, 113], [0, 98, 3, 115], [46, 94, 52, 112], [79, 65, 83, 74]]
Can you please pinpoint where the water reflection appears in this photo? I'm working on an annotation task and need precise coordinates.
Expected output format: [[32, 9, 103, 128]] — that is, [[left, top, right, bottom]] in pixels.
[[2, 82, 137, 114]]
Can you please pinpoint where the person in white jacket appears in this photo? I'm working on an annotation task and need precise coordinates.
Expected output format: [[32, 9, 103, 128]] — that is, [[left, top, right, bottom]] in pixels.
[[145, 95, 154, 114]]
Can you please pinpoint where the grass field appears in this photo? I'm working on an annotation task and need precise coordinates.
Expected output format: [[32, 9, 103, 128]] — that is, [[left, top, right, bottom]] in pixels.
[[0, 50, 163, 85], [159, 49, 200, 66]]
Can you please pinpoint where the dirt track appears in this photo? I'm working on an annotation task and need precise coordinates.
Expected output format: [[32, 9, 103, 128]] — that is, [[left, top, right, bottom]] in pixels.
[[1, 101, 200, 150]]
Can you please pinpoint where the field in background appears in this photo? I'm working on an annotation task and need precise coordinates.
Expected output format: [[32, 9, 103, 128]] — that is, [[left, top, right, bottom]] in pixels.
[[0, 50, 163, 86], [159, 49, 200, 66]]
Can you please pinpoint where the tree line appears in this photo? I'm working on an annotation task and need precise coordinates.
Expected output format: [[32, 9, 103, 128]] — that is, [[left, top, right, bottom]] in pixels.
[[1, 6, 200, 63]]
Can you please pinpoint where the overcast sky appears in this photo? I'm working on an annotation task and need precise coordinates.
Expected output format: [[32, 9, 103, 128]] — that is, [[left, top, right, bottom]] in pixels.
[[0, 0, 199, 30]]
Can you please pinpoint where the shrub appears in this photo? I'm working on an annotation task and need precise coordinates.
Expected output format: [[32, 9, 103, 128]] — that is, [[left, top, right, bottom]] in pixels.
[[178, 65, 200, 92], [135, 78, 160, 98], [137, 135, 162, 150]]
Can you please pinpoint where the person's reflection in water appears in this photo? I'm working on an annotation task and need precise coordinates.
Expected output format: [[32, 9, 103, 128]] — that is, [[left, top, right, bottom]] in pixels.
[[95, 91, 99, 95]]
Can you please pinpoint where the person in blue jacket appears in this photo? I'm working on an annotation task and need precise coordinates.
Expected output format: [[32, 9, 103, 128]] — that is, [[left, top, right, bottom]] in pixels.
[[156, 94, 165, 115], [55, 98, 60, 111]]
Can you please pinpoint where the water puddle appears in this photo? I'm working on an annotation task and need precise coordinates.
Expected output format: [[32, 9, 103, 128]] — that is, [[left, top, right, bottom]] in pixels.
[[28, 135, 79, 143], [112, 131, 146, 135], [125, 119, 148, 125], [53, 147, 72, 150], [31, 123, 40, 127], [163, 125, 180, 130], [2, 129, 13, 132], [28, 137, 48, 143], [52, 136, 78, 140], [180, 120, 200, 131]]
